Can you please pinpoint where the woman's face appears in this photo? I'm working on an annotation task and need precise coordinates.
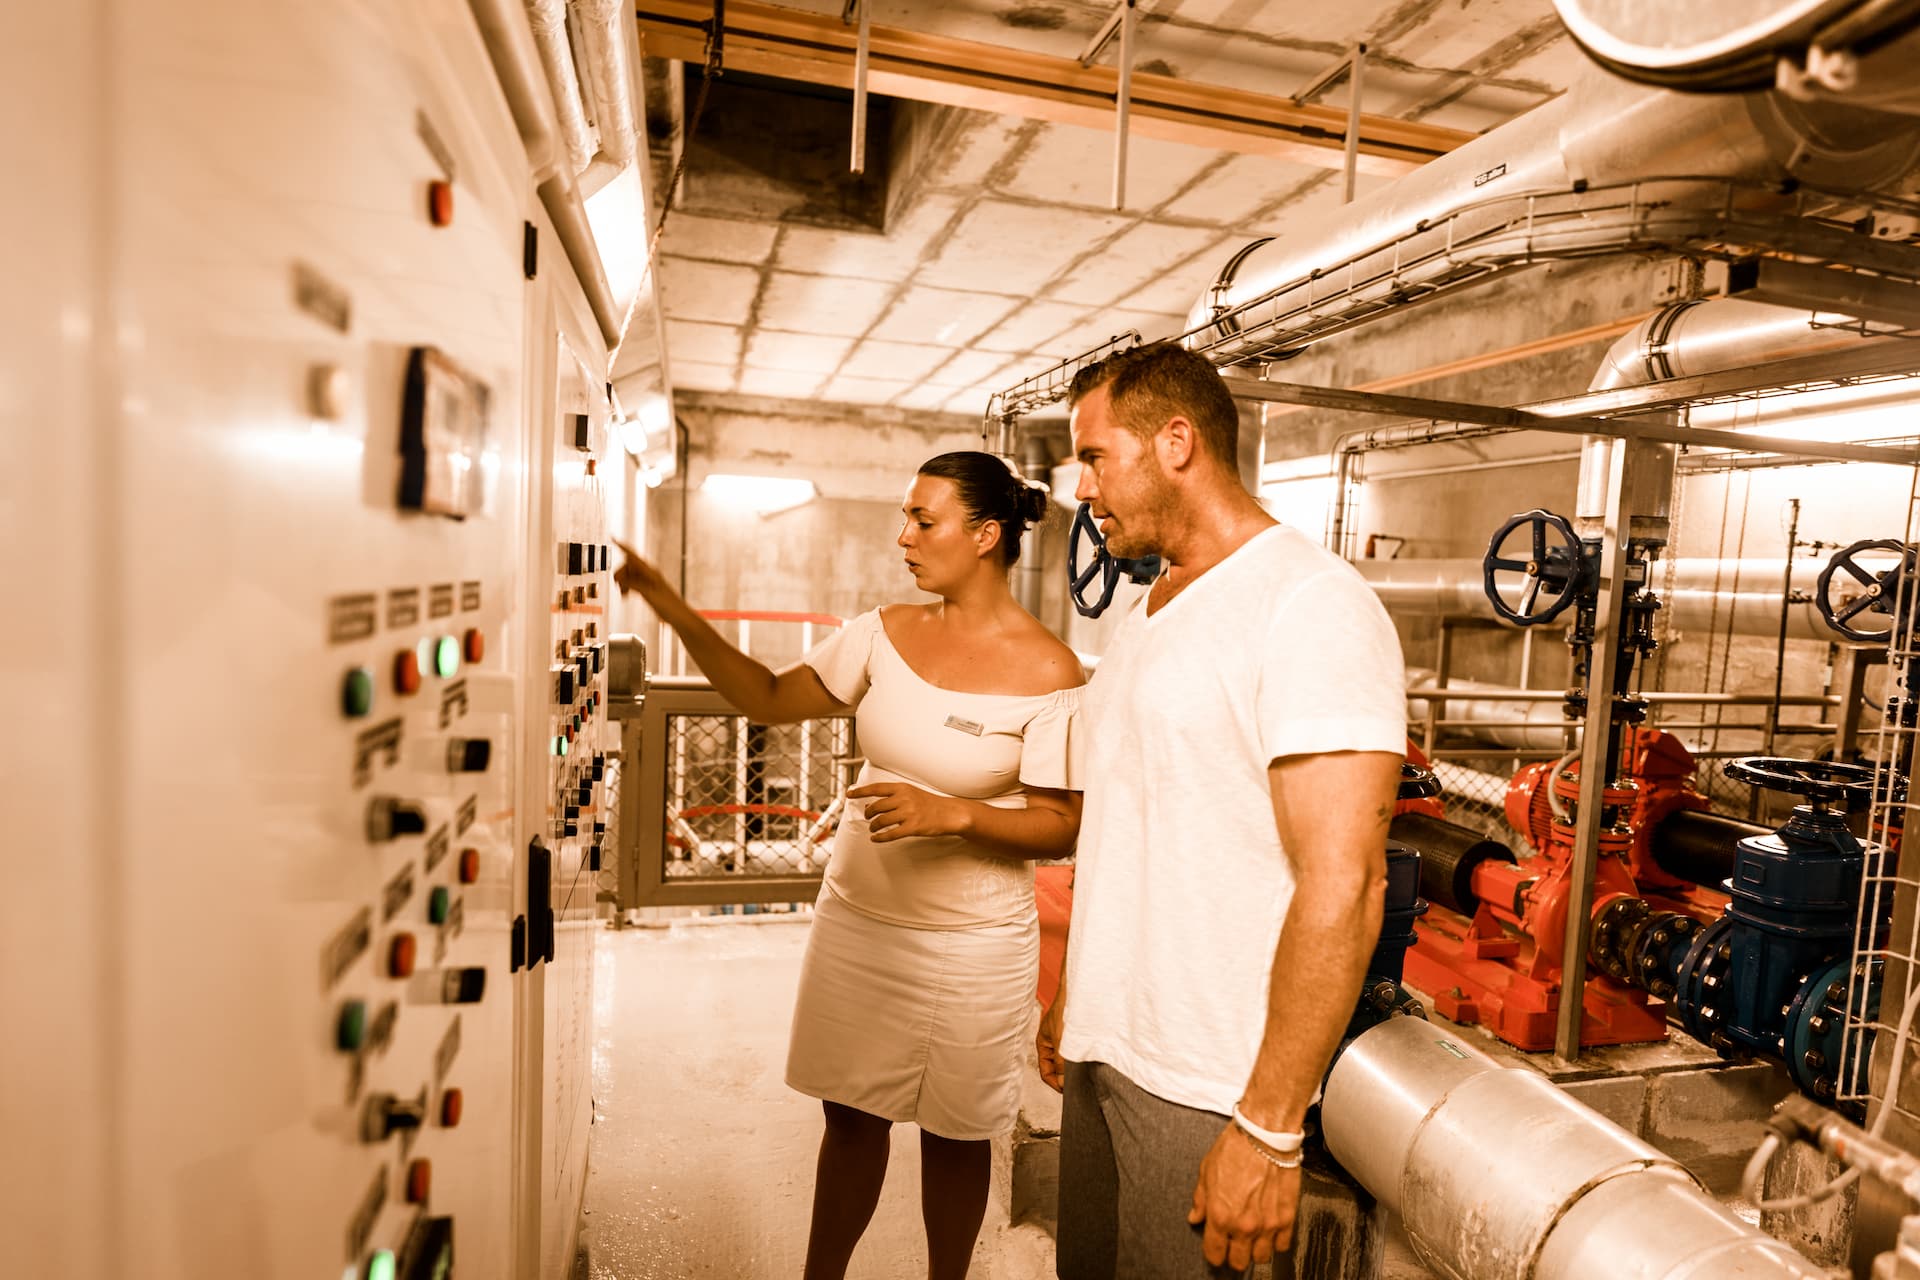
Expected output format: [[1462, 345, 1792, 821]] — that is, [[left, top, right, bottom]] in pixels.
[[897, 474, 993, 595]]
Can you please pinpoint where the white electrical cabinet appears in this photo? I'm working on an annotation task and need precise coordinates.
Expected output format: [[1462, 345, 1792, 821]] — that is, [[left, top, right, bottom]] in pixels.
[[3, 2, 629, 1277]]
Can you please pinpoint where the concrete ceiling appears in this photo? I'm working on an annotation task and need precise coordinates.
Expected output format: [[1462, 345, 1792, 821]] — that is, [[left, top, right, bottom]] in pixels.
[[648, 0, 1594, 417]]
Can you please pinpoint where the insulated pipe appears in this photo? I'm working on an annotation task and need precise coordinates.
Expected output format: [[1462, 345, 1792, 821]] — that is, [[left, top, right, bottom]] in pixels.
[[526, 0, 596, 175], [468, 0, 563, 180], [1357, 555, 1853, 640], [1188, 60, 1920, 364], [576, 0, 640, 167], [1323, 1016, 1829, 1280], [1588, 299, 1867, 391], [468, 0, 624, 345]]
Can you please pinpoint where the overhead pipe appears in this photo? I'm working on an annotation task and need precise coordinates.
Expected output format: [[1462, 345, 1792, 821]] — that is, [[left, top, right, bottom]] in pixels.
[[525, 0, 597, 175], [1589, 298, 1872, 391], [576, 0, 641, 168], [468, 0, 626, 347], [1324, 298, 1913, 555], [1324, 1016, 1828, 1280], [1188, 56, 1920, 368], [468, 0, 563, 180]]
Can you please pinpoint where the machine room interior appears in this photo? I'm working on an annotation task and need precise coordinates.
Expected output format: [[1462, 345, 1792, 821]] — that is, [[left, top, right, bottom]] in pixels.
[[22, 1, 1920, 1278]]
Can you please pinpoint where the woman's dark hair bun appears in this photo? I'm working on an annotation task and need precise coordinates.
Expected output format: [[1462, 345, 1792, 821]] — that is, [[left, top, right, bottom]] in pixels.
[[1018, 484, 1050, 526], [916, 450, 1051, 567]]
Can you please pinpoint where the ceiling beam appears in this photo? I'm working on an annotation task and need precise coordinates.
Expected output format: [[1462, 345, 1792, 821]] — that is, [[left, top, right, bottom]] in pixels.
[[635, 0, 1474, 176]]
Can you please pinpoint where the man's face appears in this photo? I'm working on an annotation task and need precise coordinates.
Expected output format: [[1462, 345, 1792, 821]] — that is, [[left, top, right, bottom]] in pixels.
[[1070, 384, 1176, 560]]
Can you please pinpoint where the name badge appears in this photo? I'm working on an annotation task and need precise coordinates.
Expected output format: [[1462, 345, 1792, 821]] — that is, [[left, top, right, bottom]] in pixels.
[[944, 715, 984, 736]]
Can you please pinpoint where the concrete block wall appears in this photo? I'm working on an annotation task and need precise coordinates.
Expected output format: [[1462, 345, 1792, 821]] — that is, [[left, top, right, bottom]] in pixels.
[[642, 390, 981, 667]]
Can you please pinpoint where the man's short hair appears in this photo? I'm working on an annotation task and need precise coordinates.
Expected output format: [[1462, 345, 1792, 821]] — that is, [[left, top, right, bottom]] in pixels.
[[1067, 341, 1239, 468]]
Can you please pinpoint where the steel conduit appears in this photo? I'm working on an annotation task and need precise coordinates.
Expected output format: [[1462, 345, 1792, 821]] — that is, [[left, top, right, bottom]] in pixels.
[[1323, 1016, 1829, 1279]]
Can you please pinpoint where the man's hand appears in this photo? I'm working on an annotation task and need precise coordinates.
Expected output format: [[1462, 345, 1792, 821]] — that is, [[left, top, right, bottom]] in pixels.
[[848, 782, 963, 842], [1036, 995, 1066, 1093], [1189, 1125, 1299, 1271]]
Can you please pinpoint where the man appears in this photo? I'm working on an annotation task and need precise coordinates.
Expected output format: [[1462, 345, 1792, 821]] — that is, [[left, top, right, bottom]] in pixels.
[[1038, 342, 1406, 1279]]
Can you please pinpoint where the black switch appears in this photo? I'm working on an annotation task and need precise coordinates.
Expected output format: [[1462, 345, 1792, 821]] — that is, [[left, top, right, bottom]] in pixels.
[[366, 796, 427, 842], [400, 1215, 454, 1280], [572, 414, 590, 450], [527, 839, 555, 965], [589, 844, 602, 872], [567, 542, 584, 575], [439, 967, 486, 1004], [593, 820, 607, 836], [592, 754, 606, 781], [576, 784, 592, 806], [523, 221, 538, 279], [563, 822, 578, 838], [564, 804, 579, 821], [445, 738, 492, 773], [591, 645, 604, 673], [361, 1091, 427, 1142], [556, 667, 575, 703]]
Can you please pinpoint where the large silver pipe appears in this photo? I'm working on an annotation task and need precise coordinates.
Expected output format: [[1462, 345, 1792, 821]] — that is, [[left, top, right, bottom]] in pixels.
[[1190, 63, 1920, 366], [1589, 298, 1868, 391], [1324, 1016, 1827, 1280], [1016, 433, 1053, 615], [1357, 555, 1852, 640]]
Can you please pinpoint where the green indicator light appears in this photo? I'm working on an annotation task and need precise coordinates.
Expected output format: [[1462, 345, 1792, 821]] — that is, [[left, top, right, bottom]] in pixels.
[[552, 735, 565, 756], [428, 887, 451, 925], [366, 1250, 397, 1280], [434, 635, 459, 678], [342, 668, 375, 718], [336, 1000, 367, 1052]]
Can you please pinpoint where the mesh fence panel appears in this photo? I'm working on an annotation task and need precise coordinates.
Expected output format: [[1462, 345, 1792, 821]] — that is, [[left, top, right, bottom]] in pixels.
[[663, 712, 854, 880]]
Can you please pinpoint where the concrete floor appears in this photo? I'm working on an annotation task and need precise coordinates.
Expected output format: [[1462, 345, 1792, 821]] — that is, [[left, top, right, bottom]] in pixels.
[[578, 912, 1439, 1280], [580, 916, 1056, 1279]]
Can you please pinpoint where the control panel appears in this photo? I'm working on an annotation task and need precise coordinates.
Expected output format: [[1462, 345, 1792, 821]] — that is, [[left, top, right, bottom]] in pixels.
[[519, 342, 617, 1278], [10, 4, 641, 1279]]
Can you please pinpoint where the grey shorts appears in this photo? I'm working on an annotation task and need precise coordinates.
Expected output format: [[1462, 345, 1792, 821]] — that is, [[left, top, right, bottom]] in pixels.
[[1057, 1061, 1379, 1280]]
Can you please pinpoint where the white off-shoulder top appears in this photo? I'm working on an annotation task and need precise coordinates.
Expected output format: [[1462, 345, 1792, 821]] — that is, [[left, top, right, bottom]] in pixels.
[[802, 608, 1082, 929]]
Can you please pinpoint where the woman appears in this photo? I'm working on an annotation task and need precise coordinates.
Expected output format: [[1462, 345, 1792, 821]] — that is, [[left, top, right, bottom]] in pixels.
[[614, 451, 1084, 1279]]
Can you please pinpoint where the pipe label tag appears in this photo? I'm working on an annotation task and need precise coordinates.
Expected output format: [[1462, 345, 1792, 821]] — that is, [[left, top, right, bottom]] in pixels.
[[1437, 1040, 1469, 1059]]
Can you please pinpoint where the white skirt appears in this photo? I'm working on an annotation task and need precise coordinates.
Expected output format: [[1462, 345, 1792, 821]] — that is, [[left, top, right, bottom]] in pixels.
[[786, 886, 1039, 1140]]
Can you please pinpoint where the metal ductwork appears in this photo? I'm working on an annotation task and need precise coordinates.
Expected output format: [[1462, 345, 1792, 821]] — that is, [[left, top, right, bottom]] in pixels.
[[1323, 1016, 1828, 1280], [1185, 57, 1920, 367]]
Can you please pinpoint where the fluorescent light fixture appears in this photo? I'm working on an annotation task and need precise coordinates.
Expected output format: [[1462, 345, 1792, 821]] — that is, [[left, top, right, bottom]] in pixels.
[[700, 473, 817, 516], [638, 393, 671, 438]]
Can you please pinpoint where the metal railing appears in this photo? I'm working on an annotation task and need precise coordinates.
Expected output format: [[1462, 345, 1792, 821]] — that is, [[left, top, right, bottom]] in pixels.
[[614, 677, 857, 907]]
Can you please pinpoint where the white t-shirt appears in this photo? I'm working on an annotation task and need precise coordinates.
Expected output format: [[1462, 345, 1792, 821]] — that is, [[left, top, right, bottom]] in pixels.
[[1058, 523, 1406, 1114], [802, 609, 1080, 929]]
